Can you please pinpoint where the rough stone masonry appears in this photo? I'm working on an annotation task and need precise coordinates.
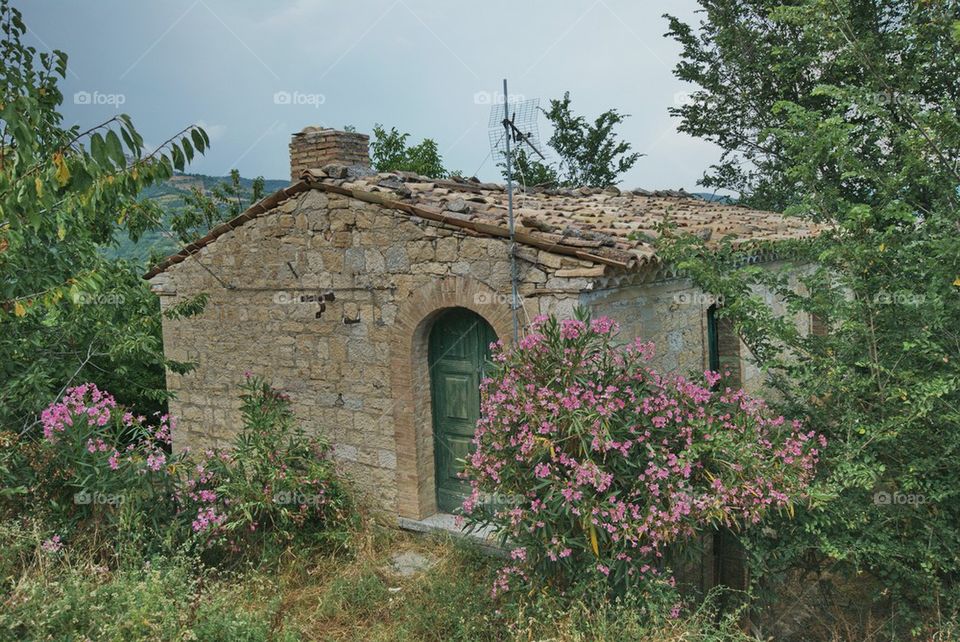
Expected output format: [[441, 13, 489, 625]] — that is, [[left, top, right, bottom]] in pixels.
[[147, 125, 817, 521]]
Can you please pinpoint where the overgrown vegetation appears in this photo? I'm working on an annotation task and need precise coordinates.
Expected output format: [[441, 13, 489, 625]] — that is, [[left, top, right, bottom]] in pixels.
[[662, 0, 960, 636], [2, 376, 355, 559], [0, 376, 357, 637], [0, 374, 759, 641], [0, 522, 757, 641], [462, 310, 821, 616]]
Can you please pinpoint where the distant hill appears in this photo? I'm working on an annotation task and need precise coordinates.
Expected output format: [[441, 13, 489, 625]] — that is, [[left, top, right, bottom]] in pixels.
[[107, 173, 289, 264]]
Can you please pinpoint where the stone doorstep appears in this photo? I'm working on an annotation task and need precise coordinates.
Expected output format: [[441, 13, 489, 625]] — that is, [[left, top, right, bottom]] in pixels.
[[397, 513, 507, 557]]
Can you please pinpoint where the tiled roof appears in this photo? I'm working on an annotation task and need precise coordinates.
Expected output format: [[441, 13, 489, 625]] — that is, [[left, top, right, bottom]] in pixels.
[[143, 165, 824, 279]]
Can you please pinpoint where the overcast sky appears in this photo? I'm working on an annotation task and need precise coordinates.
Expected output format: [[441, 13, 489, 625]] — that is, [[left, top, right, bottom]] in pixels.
[[21, 1, 726, 193]]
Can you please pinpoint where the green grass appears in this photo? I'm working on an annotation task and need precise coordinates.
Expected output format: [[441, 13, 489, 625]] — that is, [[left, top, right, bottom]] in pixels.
[[0, 518, 756, 641]]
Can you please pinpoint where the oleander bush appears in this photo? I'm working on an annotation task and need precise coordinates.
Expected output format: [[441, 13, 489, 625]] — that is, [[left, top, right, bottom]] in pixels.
[[461, 310, 823, 616], [1, 375, 354, 563], [177, 374, 355, 559], [5, 383, 183, 554]]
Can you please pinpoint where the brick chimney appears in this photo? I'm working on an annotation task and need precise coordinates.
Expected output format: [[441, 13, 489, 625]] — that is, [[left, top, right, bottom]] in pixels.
[[289, 126, 370, 181]]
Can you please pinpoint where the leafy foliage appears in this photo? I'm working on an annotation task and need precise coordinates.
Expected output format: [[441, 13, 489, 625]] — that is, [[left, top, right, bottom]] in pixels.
[[663, 0, 960, 628], [169, 168, 265, 245], [664, 0, 960, 212], [0, 0, 207, 429], [2, 259, 187, 430], [461, 310, 821, 613], [369, 124, 447, 178], [501, 92, 641, 188], [178, 374, 355, 558]]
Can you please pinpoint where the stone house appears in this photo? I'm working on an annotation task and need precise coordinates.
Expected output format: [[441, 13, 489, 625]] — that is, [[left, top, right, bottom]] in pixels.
[[145, 126, 821, 542]]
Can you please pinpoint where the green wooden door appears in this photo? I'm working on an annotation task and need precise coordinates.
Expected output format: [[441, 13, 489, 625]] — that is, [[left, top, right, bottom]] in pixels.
[[428, 308, 497, 513]]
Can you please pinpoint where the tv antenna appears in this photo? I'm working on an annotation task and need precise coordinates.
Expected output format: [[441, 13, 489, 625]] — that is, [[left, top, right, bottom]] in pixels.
[[487, 79, 547, 342]]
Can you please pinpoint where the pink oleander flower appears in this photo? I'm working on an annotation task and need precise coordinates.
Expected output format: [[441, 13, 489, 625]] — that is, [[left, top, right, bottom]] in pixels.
[[192, 506, 226, 533], [461, 310, 822, 602], [41, 383, 116, 442], [590, 316, 618, 335], [559, 318, 586, 340], [146, 451, 166, 472], [704, 370, 722, 388], [41, 535, 63, 553]]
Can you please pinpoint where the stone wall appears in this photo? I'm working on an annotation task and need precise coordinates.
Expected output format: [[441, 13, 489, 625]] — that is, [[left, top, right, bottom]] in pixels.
[[152, 187, 807, 516], [583, 266, 804, 395], [583, 276, 711, 376], [153, 189, 598, 514]]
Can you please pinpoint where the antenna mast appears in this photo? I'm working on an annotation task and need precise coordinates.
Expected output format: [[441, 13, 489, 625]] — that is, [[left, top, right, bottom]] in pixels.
[[502, 79, 518, 343], [490, 79, 546, 343]]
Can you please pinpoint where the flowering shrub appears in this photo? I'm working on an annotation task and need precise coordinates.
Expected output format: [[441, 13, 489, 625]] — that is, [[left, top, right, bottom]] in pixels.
[[29, 383, 181, 531], [177, 374, 354, 556], [9, 377, 353, 559], [461, 311, 823, 607]]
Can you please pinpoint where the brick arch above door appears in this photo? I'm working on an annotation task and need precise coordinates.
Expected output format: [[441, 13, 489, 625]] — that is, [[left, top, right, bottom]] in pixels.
[[389, 276, 516, 520]]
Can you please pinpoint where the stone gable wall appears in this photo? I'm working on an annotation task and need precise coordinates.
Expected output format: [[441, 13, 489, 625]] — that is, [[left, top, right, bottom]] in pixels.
[[154, 190, 596, 513], [583, 278, 710, 376]]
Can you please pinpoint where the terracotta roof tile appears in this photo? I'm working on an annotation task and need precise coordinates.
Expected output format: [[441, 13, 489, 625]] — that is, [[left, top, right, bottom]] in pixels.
[[143, 167, 824, 280]]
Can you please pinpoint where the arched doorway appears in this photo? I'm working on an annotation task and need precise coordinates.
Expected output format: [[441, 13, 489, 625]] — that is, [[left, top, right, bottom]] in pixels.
[[428, 307, 498, 513]]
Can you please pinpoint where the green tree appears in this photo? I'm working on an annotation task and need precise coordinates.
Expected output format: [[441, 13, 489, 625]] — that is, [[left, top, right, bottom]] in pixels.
[[544, 92, 641, 187], [662, 0, 960, 629], [369, 124, 447, 178], [0, 0, 206, 430], [501, 92, 641, 188], [664, 1, 960, 213], [169, 169, 264, 245], [501, 147, 558, 189]]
